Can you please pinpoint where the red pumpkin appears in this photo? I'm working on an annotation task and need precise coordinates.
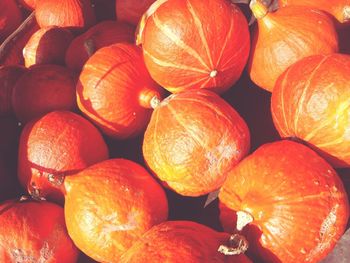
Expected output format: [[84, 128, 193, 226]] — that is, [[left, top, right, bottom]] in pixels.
[[18, 111, 109, 202], [247, 0, 339, 92], [77, 43, 164, 139], [65, 21, 135, 72], [0, 66, 26, 116], [12, 65, 77, 123], [0, 198, 78, 263], [219, 140, 349, 263], [271, 54, 350, 168], [137, 0, 250, 93], [23, 27, 74, 68], [143, 90, 250, 197], [35, 0, 96, 31], [0, 0, 23, 42], [116, 0, 156, 25]]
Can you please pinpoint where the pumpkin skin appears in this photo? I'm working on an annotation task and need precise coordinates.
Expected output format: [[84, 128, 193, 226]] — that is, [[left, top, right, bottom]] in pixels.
[[23, 27, 74, 68], [120, 221, 252, 263], [116, 0, 156, 25], [65, 21, 135, 72], [0, 0, 22, 42], [137, 0, 250, 94], [143, 90, 250, 197], [271, 54, 350, 168], [247, 2, 339, 92], [279, 0, 350, 24], [35, 0, 96, 31], [12, 65, 77, 123], [0, 66, 26, 116], [77, 43, 164, 139], [17, 111, 109, 203], [64, 158, 168, 263], [0, 199, 78, 263], [219, 140, 349, 263]]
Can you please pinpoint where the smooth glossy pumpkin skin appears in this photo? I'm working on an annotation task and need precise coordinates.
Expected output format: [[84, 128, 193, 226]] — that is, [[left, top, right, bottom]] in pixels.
[[0, 199, 78, 263], [247, 4, 338, 92], [271, 54, 350, 168], [77, 43, 164, 139], [143, 90, 250, 197], [137, 0, 250, 94], [64, 158, 168, 263], [219, 140, 349, 263], [23, 27, 74, 68], [0, 66, 26, 116], [12, 65, 77, 123], [0, 0, 22, 42], [116, 0, 156, 25], [65, 21, 135, 72], [120, 221, 252, 263], [279, 0, 350, 24], [18, 111, 109, 203], [35, 0, 96, 30]]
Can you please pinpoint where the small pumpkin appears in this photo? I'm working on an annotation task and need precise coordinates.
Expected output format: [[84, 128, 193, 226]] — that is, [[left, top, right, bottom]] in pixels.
[[64, 158, 168, 263], [219, 140, 349, 263], [17, 111, 109, 203], [116, 0, 156, 25], [120, 221, 252, 263], [77, 43, 164, 139], [65, 21, 135, 72], [247, 0, 339, 92], [0, 0, 23, 42], [143, 89, 250, 197], [271, 54, 350, 168], [23, 27, 74, 68], [137, 0, 250, 93], [12, 65, 77, 123], [0, 198, 78, 263]]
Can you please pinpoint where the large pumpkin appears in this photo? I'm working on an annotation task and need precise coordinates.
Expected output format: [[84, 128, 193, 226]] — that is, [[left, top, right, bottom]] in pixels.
[[137, 0, 250, 93], [271, 54, 350, 168], [143, 90, 250, 196], [219, 140, 349, 263]]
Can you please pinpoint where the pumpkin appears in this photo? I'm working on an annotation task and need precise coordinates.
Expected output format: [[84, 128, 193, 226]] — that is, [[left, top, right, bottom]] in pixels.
[[0, 198, 78, 263], [23, 27, 74, 68], [271, 54, 350, 168], [136, 0, 250, 94], [65, 21, 134, 72], [64, 158, 168, 263], [120, 221, 252, 263], [116, 0, 156, 25], [77, 43, 164, 139], [279, 0, 350, 24], [143, 89, 250, 197], [18, 0, 37, 10], [17, 111, 109, 203], [0, 66, 26, 116], [35, 0, 96, 31], [0, 0, 23, 42], [12, 65, 77, 123], [247, 0, 339, 92], [219, 140, 349, 263]]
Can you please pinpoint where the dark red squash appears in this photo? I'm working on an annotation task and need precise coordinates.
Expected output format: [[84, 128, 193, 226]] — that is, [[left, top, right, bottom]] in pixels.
[[116, 0, 156, 25], [219, 140, 349, 263], [0, 0, 23, 42]]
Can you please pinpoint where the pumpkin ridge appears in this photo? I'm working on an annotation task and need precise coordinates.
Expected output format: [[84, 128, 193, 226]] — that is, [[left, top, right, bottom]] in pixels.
[[165, 75, 209, 92], [221, 40, 250, 71]]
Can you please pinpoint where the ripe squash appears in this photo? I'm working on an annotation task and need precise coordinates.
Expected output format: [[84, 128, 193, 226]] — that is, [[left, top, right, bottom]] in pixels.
[[116, 0, 156, 25], [0, 0, 23, 42]]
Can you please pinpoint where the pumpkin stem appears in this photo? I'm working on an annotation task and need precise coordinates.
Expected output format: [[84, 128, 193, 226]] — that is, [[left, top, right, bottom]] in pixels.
[[210, 70, 218, 78], [236, 210, 254, 231], [28, 182, 46, 201], [218, 234, 249, 256], [249, 0, 269, 20], [139, 88, 162, 109], [84, 38, 96, 58], [47, 173, 65, 186]]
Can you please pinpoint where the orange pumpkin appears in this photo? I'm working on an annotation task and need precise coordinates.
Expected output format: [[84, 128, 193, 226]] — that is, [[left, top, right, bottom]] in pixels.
[[65, 21, 135, 72], [143, 90, 250, 197], [0, 0, 23, 42], [271, 54, 350, 168], [23, 27, 74, 68], [18, 111, 109, 202], [77, 43, 164, 139], [219, 140, 349, 263], [247, 0, 338, 92], [0, 198, 78, 263], [116, 0, 156, 25], [137, 0, 250, 93], [120, 221, 252, 263], [279, 0, 350, 24], [64, 158, 168, 263], [35, 0, 96, 31]]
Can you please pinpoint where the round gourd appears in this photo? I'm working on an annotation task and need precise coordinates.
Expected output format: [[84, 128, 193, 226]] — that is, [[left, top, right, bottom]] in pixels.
[[0, 0, 22, 42], [116, 0, 156, 25]]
